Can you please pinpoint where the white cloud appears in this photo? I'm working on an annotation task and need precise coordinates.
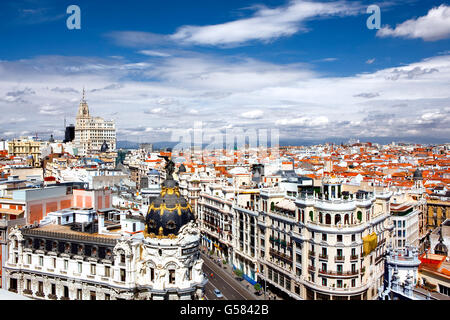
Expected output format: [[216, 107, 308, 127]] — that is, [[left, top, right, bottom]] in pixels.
[[0, 53, 449, 142], [241, 110, 264, 119], [138, 50, 171, 57], [170, 0, 362, 46], [377, 5, 450, 41], [366, 58, 375, 64], [275, 116, 329, 126]]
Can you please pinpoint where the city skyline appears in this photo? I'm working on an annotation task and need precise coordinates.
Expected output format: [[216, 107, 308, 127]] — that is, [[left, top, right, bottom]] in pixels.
[[0, 0, 449, 145]]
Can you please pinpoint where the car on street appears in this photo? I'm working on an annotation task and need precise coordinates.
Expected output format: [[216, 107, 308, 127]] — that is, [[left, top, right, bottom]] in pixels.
[[214, 289, 224, 299]]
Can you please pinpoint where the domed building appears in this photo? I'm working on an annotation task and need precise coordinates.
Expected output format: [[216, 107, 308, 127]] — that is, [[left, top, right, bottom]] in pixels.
[[145, 179, 194, 237], [4, 158, 206, 300], [132, 157, 205, 299]]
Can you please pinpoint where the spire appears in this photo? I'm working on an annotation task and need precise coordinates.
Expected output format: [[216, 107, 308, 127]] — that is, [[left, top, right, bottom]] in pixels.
[[77, 87, 90, 119]]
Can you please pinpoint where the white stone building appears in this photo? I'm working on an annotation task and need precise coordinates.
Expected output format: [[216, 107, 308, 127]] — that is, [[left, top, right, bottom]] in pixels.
[[4, 174, 206, 300], [74, 90, 116, 156]]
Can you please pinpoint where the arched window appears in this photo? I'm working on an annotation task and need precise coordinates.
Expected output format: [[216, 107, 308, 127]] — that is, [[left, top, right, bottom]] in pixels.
[[344, 214, 349, 225], [325, 214, 331, 225], [309, 211, 314, 221], [357, 211, 362, 222], [319, 212, 323, 224], [335, 214, 341, 225]]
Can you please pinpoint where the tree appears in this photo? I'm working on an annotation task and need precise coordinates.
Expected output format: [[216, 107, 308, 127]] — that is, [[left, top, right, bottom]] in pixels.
[[254, 283, 262, 293], [234, 269, 243, 279]]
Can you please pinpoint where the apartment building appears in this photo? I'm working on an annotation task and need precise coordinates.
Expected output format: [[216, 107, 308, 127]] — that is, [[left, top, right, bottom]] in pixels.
[[257, 176, 394, 300]]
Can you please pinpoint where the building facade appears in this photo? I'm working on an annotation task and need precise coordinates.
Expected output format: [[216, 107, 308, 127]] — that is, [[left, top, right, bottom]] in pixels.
[[74, 91, 116, 156], [257, 177, 394, 300]]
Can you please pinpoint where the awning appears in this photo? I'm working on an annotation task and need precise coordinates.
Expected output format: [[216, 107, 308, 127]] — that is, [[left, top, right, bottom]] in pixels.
[[0, 208, 24, 216]]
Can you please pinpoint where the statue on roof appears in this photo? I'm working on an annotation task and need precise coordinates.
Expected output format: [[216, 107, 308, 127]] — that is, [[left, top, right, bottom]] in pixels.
[[158, 155, 175, 180]]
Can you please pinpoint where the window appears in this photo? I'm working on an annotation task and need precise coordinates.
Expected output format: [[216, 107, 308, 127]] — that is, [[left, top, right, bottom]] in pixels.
[[439, 284, 450, 296], [322, 234, 327, 241], [351, 234, 356, 242], [63, 286, 69, 298], [77, 289, 82, 300], [150, 268, 155, 281], [337, 280, 343, 288], [169, 270, 176, 284], [105, 266, 111, 277], [9, 278, 17, 291], [27, 254, 31, 264], [337, 235, 343, 243], [322, 278, 327, 286], [351, 279, 356, 287], [38, 281, 44, 294], [39, 256, 43, 266], [120, 269, 126, 282], [105, 293, 110, 300], [295, 285, 300, 295], [64, 260, 68, 270], [26, 279, 31, 291], [90, 264, 96, 275], [51, 284, 56, 295], [78, 262, 82, 273], [52, 258, 56, 268], [337, 249, 343, 257], [337, 264, 343, 274], [90, 291, 96, 300]]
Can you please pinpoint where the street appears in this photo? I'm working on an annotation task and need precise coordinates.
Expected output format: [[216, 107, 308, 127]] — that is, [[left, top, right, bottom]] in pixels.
[[201, 252, 257, 300]]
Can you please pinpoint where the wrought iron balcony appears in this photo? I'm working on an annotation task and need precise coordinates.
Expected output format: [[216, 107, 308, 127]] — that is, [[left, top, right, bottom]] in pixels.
[[318, 269, 358, 277], [319, 254, 328, 261]]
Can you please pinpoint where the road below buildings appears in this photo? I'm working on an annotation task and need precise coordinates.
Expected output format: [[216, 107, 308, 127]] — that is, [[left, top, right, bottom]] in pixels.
[[201, 253, 256, 300]]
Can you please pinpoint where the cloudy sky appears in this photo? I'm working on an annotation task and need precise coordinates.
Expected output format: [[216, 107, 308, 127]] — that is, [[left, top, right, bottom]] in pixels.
[[0, 0, 449, 145]]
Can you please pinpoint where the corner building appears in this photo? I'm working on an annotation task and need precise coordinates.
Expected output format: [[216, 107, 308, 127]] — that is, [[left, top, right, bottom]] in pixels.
[[257, 177, 394, 300]]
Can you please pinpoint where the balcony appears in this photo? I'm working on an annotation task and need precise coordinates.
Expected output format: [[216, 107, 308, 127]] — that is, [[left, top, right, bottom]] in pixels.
[[308, 250, 315, 257], [318, 269, 358, 277], [319, 254, 328, 261], [270, 248, 293, 263], [308, 265, 315, 272], [375, 255, 384, 265], [350, 255, 359, 261], [335, 256, 345, 262]]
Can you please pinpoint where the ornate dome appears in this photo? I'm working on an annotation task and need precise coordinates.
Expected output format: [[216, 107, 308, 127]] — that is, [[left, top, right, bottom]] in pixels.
[[434, 227, 448, 256], [178, 163, 186, 173], [413, 169, 423, 180], [100, 140, 109, 153], [145, 178, 194, 237]]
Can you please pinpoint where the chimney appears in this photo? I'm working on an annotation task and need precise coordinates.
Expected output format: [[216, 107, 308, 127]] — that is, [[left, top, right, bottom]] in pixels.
[[98, 211, 106, 234]]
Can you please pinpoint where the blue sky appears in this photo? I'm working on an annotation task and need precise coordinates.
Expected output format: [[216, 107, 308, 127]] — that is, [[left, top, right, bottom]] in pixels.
[[0, 0, 449, 144]]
